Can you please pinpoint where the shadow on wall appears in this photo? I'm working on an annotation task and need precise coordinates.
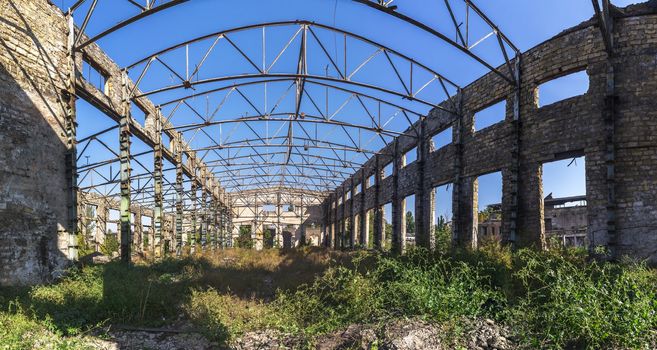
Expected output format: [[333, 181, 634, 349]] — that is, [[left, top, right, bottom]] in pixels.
[[0, 0, 72, 286]]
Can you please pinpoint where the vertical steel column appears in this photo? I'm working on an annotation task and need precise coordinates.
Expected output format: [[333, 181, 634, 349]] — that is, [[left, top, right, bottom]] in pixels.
[[153, 109, 164, 257], [65, 14, 79, 261], [119, 70, 132, 263], [175, 135, 184, 256]]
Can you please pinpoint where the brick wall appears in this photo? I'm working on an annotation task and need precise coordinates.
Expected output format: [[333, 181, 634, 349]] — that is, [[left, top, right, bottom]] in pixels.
[[0, 0, 71, 285], [327, 3, 657, 262]]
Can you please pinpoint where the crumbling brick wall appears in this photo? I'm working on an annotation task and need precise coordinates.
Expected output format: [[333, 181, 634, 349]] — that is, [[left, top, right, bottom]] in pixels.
[[0, 0, 72, 285], [327, 3, 657, 262]]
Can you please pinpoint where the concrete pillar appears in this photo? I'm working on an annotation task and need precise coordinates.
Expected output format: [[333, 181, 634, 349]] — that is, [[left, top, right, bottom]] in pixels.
[[153, 109, 164, 256], [65, 15, 78, 261], [326, 195, 334, 248], [133, 207, 142, 253], [190, 167, 198, 253], [340, 187, 346, 249], [454, 176, 477, 249], [348, 186, 356, 248], [516, 163, 544, 248], [119, 70, 132, 263], [175, 135, 184, 256], [276, 192, 282, 247], [415, 117, 436, 249], [359, 172, 368, 247], [201, 181, 208, 250], [373, 155, 384, 250], [391, 141, 405, 254], [300, 194, 306, 246]]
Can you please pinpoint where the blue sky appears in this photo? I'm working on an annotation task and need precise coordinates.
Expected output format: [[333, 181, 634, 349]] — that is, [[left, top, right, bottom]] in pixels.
[[61, 0, 635, 215]]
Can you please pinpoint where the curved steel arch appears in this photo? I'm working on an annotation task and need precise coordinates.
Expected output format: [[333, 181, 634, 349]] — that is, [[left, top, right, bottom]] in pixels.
[[196, 134, 384, 155], [155, 78, 430, 118], [170, 113, 414, 139], [203, 151, 364, 168], [136, 74, 440, 109], [71, 0, 517, 83], [67, 0, 522, 225], [126, 20, 457, 87]]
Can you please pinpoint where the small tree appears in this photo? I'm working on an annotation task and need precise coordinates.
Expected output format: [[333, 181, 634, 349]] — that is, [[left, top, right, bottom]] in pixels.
[[236, 226, 254, 249], [100, 232, 120, 256], [405, 211, 415, 235], [434, 215, 451, 253]]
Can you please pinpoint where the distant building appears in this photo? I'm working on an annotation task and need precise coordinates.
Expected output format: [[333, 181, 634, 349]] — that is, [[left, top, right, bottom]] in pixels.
[[544, 194, 588, 247], [478, 195, 588, 247], [478, 203, 502, 239]]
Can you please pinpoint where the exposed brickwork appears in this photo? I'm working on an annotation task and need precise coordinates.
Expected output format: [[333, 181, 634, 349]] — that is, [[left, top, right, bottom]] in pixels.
[[1, 1, 656, 286], [327, 4, 657, 262], [0, 0, 73, 285]]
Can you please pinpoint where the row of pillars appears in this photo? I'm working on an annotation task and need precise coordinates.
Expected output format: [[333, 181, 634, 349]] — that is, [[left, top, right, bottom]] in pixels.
[[325, 117, 436, 253], [325, 52, 523, 254], [115, 71, 233, 262], [63, 13, 233, 262]]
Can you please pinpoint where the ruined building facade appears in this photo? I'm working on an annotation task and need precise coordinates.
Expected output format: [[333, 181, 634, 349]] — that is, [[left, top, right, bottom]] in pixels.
[[1, 0, 656, 285]]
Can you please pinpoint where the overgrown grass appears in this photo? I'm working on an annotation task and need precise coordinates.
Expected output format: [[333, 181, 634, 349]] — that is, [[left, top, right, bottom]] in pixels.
[[1, 245, 655, 349]]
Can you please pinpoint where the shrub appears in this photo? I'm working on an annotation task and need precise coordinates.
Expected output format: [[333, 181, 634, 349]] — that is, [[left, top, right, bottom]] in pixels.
[[509, 249, 657, 349], [100, 234, 120, 257]]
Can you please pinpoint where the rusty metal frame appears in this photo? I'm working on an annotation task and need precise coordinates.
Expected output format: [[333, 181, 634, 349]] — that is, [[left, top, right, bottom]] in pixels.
[[67, 0, 521, 252]]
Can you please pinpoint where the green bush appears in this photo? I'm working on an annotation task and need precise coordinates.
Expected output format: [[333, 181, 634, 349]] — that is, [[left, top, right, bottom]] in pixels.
[[274, 248, 504, 336], [1, 247, 655, 349], [99, 234, 120, 257], [509, 249, 657, 349]]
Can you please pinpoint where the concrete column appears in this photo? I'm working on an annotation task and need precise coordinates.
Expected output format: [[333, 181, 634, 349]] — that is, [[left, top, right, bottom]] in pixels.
[[415, 117, 436, 249], [276, 192, 282, 247], [333, 191, 340, 249], [360, 172, 368, 247], [190, 166, 198, 253], [119, 70, 132, 263], [373, 155, 384, 250], [153, 109, 164, 256], [201, 180, 208, 250], [391, 141, 405, 254], [516, 163, 544, 248], [348, 186, 356, 248], [340, 187, 346, 249], [326, 195, 334, 248], [175, 135, 184, 256], [133, 207, 142, 253], [65, 15, 78, 261], [300, 194, 306, 246], [455, 176, 477, 249], [505, 56, 522, 247], [211, 197, 218, 250]]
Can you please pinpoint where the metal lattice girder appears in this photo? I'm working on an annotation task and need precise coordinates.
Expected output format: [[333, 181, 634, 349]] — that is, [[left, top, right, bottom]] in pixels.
[[69, 0, 520, 227]]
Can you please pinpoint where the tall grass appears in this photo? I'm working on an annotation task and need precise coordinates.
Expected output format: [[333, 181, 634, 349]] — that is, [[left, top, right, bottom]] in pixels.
[[0, 246, 655, 349]]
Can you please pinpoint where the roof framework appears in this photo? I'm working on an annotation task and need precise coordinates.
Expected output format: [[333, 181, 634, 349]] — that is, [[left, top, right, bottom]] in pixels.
[[69, 0, 520, 213]]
